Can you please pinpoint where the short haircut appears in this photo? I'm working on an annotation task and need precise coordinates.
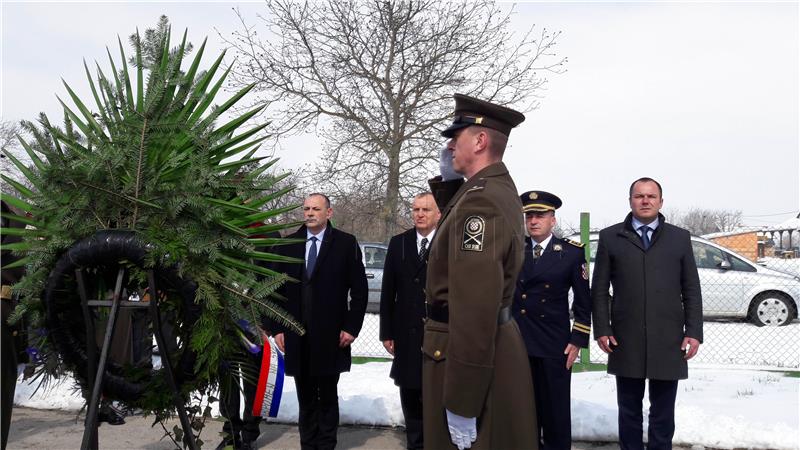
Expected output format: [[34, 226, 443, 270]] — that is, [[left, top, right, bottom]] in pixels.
[[414, 191, 434, 201], [482, 127, 508, 158], [307, 192, 331, 208], [629, 177, 663, 198]]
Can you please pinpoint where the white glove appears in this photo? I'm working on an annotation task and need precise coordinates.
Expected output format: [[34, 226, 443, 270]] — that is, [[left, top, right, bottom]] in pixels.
[[439, 145, 461, 181], [446, 409, 477, 450]]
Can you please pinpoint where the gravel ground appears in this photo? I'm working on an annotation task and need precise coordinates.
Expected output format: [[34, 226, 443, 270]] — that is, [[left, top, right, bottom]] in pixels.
[[7, 406, 700, 449]]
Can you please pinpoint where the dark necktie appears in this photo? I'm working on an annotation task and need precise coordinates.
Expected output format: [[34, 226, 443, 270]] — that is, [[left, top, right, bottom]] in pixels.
[[419, 237, 428, 262], [307, 236, 318, 274], [639, 225, 651, 250], [533, 244, 543, 260]]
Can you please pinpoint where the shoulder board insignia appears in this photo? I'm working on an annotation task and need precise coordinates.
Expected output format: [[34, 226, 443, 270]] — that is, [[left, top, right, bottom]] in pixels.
[[564, 238, 585, 248]]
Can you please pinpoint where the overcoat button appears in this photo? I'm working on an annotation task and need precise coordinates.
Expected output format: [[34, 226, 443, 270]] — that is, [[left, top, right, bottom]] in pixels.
[[540, 314, 545, 318], [414, 278, 419, 283], [541, 299, 546, 303], [520, 309, 526, 314], [521, 294, 527, 299], [545, 284, 550, 288], [434, 350, 441, 358]]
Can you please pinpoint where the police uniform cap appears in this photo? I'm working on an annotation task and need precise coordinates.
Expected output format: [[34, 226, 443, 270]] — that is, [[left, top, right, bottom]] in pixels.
[[441, 94, 526, 138], [520, 190, 562, 213]]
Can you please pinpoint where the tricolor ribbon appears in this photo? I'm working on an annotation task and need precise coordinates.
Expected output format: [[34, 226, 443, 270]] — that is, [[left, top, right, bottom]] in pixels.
[[252, 336, 284, 418]]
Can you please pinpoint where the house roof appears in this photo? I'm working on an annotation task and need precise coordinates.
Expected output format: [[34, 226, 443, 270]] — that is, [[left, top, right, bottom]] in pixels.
[[765, 213, 800, 232], [702, 229, 759, 239]]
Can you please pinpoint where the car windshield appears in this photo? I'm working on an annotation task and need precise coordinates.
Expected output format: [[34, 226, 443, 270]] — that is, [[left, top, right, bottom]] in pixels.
[[692, 241, 726, 269], [364, 246, 387, 269]]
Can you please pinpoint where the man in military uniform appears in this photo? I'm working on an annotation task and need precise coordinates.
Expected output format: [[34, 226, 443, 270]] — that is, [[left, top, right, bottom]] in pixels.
[[512, 191, 591, 449], [422, 94, 538, 450]]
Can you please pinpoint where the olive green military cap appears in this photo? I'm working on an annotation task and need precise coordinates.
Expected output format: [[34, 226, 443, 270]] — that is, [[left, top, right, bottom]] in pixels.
[[441, 94, 526, 138]]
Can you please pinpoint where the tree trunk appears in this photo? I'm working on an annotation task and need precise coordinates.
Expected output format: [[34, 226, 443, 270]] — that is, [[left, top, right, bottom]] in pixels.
[[382, 149, 401, 241]]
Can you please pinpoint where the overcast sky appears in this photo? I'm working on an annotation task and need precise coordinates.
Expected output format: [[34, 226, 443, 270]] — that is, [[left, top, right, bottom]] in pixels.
[[2, 1, 798, 230]]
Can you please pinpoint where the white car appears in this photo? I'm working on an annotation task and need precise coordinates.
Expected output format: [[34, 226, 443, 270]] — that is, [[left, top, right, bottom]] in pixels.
[[571, 233, 800, 327]]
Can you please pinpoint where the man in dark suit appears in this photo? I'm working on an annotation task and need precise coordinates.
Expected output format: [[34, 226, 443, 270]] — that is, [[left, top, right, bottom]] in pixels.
[[512, 190, 591, 449], [379, 191, 441, 450], [592, 177, 703, 450], [273, 193, 368, 450]]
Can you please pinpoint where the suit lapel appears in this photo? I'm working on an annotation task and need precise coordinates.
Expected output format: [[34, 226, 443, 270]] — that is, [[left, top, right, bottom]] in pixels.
[[618, 215, 646, 251], [288, 228, 309, 279], [404, 230, 422, 269], [520, 237, 534, 282]]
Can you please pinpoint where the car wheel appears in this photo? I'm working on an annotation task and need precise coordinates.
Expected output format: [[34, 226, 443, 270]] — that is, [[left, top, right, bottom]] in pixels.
[[748, 292, 796, 327]]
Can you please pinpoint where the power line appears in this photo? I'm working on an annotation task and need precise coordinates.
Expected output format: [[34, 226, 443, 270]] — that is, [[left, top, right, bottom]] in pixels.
[[743, 211, 798, 218]]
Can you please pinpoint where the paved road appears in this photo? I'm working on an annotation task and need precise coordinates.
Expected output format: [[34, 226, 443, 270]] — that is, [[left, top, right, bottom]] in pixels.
[[8, 407, 699, 449]]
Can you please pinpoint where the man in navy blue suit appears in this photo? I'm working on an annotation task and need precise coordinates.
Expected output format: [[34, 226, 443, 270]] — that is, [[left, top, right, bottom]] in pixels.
[[512, 190, 591, 449], [273, 193, 368, 450]]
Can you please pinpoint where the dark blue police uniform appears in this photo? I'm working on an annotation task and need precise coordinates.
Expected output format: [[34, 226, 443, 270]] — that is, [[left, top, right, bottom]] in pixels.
[[512, 191, 592, 449]]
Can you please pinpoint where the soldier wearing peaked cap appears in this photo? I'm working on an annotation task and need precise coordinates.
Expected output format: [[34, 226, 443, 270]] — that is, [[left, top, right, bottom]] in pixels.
[[513, 190, 591, 449], [422, 94, 538, 450]]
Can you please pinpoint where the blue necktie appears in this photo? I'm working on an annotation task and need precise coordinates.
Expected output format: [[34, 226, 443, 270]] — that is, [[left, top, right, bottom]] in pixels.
[[307, 236, 318, 274], [639, 225, 651, 250]]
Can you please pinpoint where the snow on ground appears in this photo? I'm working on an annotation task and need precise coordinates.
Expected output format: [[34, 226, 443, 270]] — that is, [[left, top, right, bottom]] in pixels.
[[14, 364, 799, 449]]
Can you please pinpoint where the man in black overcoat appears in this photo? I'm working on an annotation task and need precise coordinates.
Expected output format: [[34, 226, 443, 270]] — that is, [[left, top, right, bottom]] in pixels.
[[273, 193, 368, 450], [379, 192, 440, 450], [591, 177, 703, 450]]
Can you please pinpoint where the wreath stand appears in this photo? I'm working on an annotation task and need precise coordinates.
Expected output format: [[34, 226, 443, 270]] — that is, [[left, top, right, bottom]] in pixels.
[[75, 267, 198, 450]]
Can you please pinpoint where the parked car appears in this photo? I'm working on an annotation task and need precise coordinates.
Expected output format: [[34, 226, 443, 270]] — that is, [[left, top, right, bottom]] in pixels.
[[360, 242, 388, 313], [569, 233, 800, 327]]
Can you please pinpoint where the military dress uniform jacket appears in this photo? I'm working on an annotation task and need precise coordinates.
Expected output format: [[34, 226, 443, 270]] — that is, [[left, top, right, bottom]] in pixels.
[[591, 213, 703, 380], [272, 225, 369, 377], [423, 162, 538, 450], [513, 236, 592, 358], [379, 228, 428, 390]]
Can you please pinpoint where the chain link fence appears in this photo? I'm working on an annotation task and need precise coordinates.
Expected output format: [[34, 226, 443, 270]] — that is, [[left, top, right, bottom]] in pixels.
[[352, 227, 800, 370]]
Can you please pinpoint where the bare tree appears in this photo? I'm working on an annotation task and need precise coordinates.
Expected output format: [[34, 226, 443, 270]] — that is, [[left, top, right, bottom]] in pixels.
[[669, 207, 744, 235], [224, 0, 566, 240], [1, 121, 29, 196]]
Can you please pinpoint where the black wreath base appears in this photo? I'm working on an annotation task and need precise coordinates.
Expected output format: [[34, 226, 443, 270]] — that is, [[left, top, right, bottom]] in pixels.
[[43, 230, 200, 404]]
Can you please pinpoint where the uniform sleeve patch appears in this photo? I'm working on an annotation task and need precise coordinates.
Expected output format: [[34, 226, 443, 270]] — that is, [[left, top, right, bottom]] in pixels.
[[462, 215, 485, 252]]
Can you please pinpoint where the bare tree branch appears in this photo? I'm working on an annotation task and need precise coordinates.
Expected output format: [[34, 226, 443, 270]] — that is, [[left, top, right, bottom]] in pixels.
[[223, 0, 567, 240]]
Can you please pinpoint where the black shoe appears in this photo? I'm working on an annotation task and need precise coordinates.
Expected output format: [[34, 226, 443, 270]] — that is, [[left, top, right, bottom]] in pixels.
[[96, 404, 125, 425], [239, 439, 258, 450]]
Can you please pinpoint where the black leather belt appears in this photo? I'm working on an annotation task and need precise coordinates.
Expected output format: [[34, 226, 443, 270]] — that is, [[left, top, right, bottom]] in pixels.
[[426, 303, 512, 325]]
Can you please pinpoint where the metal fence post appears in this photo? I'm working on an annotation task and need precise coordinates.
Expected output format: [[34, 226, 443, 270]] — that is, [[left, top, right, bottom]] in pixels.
[[577, 212, 592, 370]]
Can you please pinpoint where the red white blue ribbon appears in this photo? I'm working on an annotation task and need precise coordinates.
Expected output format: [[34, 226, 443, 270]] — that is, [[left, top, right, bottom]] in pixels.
[[252, 336, 284, 418]]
